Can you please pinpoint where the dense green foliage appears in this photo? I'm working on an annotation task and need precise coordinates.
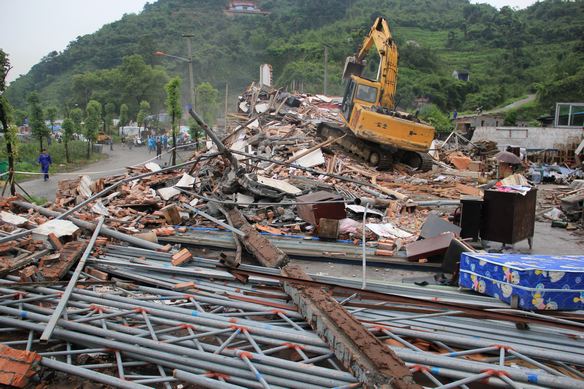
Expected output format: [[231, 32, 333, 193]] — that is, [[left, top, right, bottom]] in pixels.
[[418, 104, 452, 133], [3, 0, 583, 122]]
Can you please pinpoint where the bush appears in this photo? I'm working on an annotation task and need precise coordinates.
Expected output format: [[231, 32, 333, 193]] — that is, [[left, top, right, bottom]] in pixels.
[[418, 104, 453, 133]]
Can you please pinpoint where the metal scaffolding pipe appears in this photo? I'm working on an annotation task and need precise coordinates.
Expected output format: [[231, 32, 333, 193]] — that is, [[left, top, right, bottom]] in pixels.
[[41, 357, 152, 389], [41, 216, 105, 341], [374, 325, 584, 365], [0, 292, 355, 385], [393, 347, 583, 389], [0, 313, 351, 389], [174, 369, 247, 389]]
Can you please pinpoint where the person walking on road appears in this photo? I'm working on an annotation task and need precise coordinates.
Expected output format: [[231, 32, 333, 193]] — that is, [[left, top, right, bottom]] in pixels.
[[162, 133, 168, 150], [148, 136, 155, 153], [156, 139, 162, 160], [37, 149, 52, 182]]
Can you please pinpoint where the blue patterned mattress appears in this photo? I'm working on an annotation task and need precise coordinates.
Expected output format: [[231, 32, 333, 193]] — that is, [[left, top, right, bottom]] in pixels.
[[459, 253, 584, 311]]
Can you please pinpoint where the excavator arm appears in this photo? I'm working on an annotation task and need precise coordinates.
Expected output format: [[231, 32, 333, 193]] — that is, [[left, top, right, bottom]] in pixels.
[[343, 17, 398, 109]]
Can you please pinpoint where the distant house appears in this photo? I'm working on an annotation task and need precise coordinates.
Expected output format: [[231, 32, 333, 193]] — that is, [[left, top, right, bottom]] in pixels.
[[454, 113, 505, 132], [554, 102, 584, 128], [537, 103, 584, 128], [452, 70, 470, 82], [225, 1, 270, 15]]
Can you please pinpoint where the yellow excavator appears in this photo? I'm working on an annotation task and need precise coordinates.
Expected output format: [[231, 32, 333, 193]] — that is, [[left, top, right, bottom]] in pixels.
[[318, 17, 435, 171]]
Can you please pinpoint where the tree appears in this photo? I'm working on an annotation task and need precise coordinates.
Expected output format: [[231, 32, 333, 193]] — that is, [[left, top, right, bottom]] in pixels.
[[70, 107, 83, 135], [13, 109, 28, 126], [61, 117, 74, 163], [165, 77, 182, 166], [0, 49, 12, 92], [103, 102, 116, 150], [196, 82, 219, 127], [136, 100, 150, 138], [187, 117, 201, 149], [45, 106, 58, 146], [0, 49, 16, 195], [28, 92, 47, 150], [85, 100, 101, 158], [118, 55, 168, 112], [119, 103, 129, 127], [104, 102, 115, 136]]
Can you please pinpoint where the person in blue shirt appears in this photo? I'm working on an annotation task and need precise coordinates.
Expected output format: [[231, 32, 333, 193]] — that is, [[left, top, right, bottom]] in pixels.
[[37, 149, 52, 181], [162, 133, 168, 150]]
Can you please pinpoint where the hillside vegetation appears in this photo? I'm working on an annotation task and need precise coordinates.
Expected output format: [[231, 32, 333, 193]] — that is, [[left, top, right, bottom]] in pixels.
[[4, 0, 584, 122]]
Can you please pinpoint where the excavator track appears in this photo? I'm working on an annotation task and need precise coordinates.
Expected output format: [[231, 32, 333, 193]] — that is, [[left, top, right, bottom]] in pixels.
[[317, 122, 432, 172], [401, 150, 434, 172]]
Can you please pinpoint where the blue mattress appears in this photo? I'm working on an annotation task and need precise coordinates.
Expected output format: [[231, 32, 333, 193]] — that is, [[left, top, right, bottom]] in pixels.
[[459, 253, 584, 311]]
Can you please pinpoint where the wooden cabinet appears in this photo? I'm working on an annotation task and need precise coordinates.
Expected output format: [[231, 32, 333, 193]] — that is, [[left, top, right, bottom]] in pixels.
[[480, 188, 537, 246]]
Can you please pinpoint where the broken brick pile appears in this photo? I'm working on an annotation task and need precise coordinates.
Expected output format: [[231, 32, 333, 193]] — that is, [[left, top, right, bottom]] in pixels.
[[0, 345, 41, 388]]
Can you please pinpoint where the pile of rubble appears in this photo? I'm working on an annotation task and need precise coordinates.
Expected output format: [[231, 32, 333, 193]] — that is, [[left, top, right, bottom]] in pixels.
[[0, 83, 582, 388]]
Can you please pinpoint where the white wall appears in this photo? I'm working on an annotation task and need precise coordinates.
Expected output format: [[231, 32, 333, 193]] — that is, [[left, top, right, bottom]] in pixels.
[[471, 126, 583, 150]]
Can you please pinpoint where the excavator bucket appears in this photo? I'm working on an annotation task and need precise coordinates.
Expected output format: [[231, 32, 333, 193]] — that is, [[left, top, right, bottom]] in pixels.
[[342, 56, 365, 80]]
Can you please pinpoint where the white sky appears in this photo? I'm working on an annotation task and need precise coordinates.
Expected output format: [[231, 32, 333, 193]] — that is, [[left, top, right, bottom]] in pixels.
[[1, 0, 537, 84]]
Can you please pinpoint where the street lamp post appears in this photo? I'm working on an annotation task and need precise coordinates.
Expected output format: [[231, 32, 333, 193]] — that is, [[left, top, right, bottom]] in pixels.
[[154, 44, 195, 110], [155, 34, 202, 146], [182, 34, 195, 111]]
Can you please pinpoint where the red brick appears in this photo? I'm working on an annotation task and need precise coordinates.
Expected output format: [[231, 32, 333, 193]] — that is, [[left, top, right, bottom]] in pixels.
[[173, 281, 196, 291], [171, 248, 192, 267], [47, 233, 63, 251], [0, 345, 41, 388], [84, 266, 109, 281]]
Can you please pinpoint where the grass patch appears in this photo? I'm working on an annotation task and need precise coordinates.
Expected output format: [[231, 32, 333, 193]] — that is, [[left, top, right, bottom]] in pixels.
[[0, 139, 106, 181]]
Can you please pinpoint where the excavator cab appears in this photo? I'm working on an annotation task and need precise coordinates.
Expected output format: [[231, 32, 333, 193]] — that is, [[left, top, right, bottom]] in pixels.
[[341, 79, 356, 121], [341, 76, 380, 122]]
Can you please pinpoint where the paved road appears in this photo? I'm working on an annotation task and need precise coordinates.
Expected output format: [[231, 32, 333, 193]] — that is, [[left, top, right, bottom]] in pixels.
[[485, 94, 536, 114], [18, 145, 194, 201]]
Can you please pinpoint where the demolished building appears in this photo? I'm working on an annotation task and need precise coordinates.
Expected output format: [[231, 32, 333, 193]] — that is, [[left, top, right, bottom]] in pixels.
[[0, 83, 582, 388]]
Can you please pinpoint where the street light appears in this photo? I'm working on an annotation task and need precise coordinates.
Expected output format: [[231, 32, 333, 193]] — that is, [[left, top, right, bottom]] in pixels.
[[154, 45, 195, 110]]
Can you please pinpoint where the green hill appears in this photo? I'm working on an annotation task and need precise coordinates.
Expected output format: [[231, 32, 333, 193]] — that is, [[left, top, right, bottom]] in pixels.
[[4, 0, 584, 121]]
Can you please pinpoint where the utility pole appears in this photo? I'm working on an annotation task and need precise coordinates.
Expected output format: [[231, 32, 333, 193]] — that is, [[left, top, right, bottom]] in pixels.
[[323, 46, 329, 95], [182, 34, 195, 110]]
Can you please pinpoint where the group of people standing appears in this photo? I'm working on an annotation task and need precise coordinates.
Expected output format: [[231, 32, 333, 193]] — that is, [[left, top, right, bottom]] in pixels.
[[147, 134, 168, 160]]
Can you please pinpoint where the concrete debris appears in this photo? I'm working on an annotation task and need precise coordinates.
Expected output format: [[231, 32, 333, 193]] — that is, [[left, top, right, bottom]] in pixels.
[[0, 211, 28, 226], [0, 82, 582, 388], [367, 222, 413, 239], [256, 175, 302, 195], [32, 219, 79, 239]]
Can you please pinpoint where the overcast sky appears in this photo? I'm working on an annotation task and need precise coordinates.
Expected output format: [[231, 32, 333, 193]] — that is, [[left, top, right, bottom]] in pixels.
[[1, 0, 537, 84]]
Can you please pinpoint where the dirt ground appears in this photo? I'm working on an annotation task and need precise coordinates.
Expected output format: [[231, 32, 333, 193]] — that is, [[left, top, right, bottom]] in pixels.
[[296, 221, 584, 285]]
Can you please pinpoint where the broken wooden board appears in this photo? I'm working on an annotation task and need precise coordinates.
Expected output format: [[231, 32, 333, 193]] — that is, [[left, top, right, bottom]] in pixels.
[[226, 207, 289, 268], [40, 241, 87, 281]]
